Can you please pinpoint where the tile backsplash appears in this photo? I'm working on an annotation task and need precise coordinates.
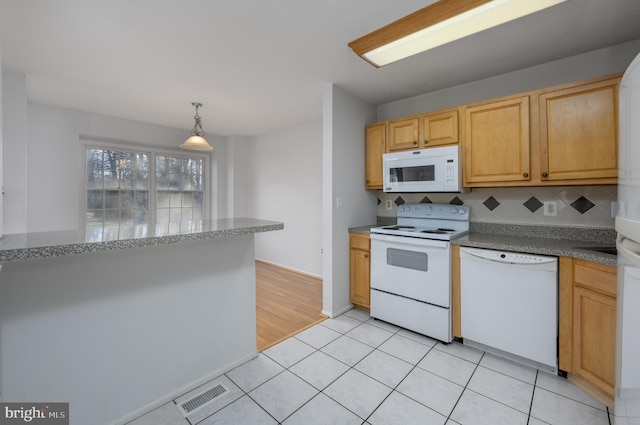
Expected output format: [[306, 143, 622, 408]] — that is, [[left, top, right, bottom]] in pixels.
[[377, 186, 617, 228]]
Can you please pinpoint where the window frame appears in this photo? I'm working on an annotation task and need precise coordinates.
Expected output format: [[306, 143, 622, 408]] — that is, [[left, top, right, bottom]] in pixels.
[[80, 136, 211, 230]]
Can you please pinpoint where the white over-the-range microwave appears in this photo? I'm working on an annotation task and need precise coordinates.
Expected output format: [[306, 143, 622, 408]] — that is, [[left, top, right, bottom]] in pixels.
[[383, 145, 465, 193]]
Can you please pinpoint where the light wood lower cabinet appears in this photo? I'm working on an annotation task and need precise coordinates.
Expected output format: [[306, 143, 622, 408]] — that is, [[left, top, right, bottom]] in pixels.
[[559, 257, 616, 403], [349, 233, 371, 311], [451, 245, 461, 338]]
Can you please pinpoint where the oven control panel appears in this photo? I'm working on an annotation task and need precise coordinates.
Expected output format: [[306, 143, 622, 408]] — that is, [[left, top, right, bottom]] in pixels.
[[398, 203, 470, 221]]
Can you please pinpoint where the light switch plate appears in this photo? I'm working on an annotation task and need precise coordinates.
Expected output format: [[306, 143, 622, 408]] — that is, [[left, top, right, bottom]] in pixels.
[[544, 201, 558, 216]]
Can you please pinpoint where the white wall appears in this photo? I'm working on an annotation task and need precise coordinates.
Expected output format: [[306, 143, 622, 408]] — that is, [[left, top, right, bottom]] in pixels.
[[248, 120, 323, 277], [2, 71, 27, 234], [378, 39, 640, 121], [1, 235, 257, 425], [0, 11, 4, 401], [2, 75, 228, 233], [323, 84, 377, 317], [226, 136, 251, 218]]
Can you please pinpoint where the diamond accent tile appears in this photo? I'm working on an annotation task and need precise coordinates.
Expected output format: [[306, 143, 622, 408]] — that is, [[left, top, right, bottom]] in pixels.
[[377, 198, 381, 205], [394, 196, 406, 206], [376, 186, 615, 227], [483, 196, 500, 211], [570, 196, 595, 214], [523, 196, 543, 213]]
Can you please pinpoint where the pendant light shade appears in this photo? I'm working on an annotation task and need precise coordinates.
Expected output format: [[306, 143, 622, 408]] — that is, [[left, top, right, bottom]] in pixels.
[[180, 102, 213, 151]]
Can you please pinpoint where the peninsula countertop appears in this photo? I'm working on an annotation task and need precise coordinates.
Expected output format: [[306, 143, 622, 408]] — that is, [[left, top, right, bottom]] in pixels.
[[0, 218, 284, 263]]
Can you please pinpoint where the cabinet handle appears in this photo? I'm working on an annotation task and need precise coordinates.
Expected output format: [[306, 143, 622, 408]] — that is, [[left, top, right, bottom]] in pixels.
[[424, 140, 429, 145], [523, 172, 529, 178], [413, 141, 418, 145], [365, 254, 369, 258], [542, 172, 548, 178]]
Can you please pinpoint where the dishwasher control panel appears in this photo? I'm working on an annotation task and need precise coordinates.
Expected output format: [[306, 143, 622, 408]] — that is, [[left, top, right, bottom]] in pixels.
[[460, 247, 557, 266]]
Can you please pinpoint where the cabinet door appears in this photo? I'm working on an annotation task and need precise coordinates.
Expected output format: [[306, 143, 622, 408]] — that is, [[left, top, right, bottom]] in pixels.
[[365, 123, 385, 189], [464, 96, 530, 185], [421, 109, 459, 147], [349, 234, 371, 310], [388, 117, 419, 152], [572, 286, 616, 398], [539, 78, 619, 182]]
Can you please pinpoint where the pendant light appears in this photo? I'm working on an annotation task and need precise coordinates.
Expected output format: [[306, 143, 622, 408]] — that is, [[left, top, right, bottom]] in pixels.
[[180, 102, 213, 151]]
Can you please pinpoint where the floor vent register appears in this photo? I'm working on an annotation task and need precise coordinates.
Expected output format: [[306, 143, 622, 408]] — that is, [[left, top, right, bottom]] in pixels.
[[178, 383, 229, 416]]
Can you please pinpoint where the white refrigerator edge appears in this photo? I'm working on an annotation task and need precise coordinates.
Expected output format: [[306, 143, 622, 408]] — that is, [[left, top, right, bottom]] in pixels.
[[615, 50, 640, 423]]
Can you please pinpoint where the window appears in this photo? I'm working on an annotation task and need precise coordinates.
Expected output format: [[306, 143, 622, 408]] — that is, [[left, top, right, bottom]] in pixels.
[[85, 145, 207, 230], [155, 155, 204, 224]]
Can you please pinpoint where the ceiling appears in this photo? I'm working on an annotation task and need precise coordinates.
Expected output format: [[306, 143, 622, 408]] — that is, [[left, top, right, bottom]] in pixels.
[[2, 0, 640, 137]]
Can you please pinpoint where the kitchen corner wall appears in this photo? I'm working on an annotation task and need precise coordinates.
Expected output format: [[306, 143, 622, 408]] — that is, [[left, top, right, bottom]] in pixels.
[[377, 185, 616, 228]]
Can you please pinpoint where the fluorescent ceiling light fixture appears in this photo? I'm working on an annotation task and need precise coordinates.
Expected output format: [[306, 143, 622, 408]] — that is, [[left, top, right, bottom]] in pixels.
[[181, 102, 213, 151], [348, 0, 568, 67]]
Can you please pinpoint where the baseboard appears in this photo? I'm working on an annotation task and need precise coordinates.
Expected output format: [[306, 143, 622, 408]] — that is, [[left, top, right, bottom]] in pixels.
[[112, 351, 258, 425], [255, 258, 322, 280], [322, 303, 354, 319]]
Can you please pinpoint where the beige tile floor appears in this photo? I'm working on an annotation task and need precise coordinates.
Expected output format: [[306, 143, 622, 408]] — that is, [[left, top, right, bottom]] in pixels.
[[127, 308, 612, 425]]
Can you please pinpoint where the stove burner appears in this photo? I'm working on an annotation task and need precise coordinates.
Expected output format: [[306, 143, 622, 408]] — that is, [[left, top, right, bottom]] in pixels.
[[421, 230, 449, 234], [437, 228, 455, 232]]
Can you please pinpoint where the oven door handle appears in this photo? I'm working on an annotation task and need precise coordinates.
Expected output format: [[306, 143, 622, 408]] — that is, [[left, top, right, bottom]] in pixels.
[[370, 233, 449, 249]]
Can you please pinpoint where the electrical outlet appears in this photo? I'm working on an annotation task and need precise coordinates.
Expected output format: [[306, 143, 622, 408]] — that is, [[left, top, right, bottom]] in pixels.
[[385, 199, 393, 210], [543, 201, 558, 217]]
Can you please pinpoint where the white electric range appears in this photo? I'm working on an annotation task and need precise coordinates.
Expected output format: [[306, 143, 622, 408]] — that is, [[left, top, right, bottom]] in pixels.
[[369, 203, 470, 343]]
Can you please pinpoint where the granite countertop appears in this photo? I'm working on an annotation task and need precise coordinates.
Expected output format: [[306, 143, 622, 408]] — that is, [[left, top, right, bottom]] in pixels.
[[348, 222, 617, 266], [453, 233, 616, 266], [348, 225, 378, 235], [0, 218, 284, 263]]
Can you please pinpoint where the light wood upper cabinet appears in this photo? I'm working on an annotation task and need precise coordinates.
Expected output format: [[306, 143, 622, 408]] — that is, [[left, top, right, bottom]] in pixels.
[[464, 96, 531, 185], [421, 108, 459, 147], [539, 78, 619, 183], [365, 123, 386, 189], [349, 233, 371, 311], [365, 74, 621, 189], [388, 116, 419, 152]]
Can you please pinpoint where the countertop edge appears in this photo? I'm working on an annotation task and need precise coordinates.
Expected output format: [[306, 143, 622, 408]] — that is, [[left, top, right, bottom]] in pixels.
[[451, 237, 617, 267], [1, 220, 284, 263], [348, 225, 617, 266]]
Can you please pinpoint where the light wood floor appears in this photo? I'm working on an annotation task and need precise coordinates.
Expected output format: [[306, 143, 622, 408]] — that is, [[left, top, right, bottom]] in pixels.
[[256, 260, 325, 351]]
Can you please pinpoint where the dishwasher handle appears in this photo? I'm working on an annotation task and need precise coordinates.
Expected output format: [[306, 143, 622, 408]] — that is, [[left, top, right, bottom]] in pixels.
[[460, 247, 558, 268]]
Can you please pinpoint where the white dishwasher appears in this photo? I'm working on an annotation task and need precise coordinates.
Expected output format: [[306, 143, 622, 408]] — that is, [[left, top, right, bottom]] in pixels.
[[460, 247, 558, 372]]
